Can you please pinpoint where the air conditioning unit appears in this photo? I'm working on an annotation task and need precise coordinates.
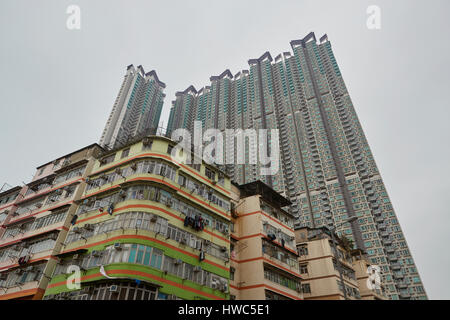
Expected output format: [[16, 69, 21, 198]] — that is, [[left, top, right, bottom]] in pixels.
[[115, 168, 122, 175], [113, 243, 123, 250], [72, 254, 80, 261], [167, 294, 176, 300], [35, 203, 43, 209], [119, 190, 127, 199], [180, 237, 187, 245], [166, 199, 173, 208], [73, 227, 82, 234], [130, 163, 137, 171], [220, 246, 227, 252], [150, 215, 157, 222], [0, 273, 8, 281], [211, 282, 219, 290], [220, 283, 228, 293], [91, 250, 101, 257], [193, 266, 202, 273], [25, 266, 37, 272], [175, 259, 183, 265], [109, 285, 119, 293]]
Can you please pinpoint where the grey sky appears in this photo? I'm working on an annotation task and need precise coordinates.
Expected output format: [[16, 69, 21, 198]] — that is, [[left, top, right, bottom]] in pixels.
[[1, 0, 449, 299]]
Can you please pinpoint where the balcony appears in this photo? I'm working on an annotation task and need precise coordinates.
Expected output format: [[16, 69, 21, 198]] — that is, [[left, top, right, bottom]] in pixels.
[[386, 246, 396, 254], [391, 263, 402, 271], [399, 292, 411, 299], [388, 255, 398, 262], [375, 216, 384, 223], [373, 208, 382, 215], [394, 273, 404, 280], [396, 282, 408, 290], [378, 223, 387, 231], [360, 171, 369, 178], [370, 202, 380, 209]]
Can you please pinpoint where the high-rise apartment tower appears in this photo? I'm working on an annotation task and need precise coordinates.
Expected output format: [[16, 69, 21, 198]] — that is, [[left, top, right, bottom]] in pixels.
[[100, 65, 166, 149], [166, 32, 427, 300]]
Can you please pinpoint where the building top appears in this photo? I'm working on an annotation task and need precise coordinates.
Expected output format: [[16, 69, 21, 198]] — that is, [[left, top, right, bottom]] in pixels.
[[36, 143, 103, 170], [145, 70, 166, 88], [176, 85, 198, 96], [209, 69, 233, 81], [248, 51, 273, 65], [127, 64, 166, 88], [290, 31, 318, 49], [0, 186, 21, 199], [237, 180, 292, 208]]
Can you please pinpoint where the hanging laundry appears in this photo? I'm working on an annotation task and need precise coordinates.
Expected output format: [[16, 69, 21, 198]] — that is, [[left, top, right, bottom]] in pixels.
[[70, 214, 78, 225], [184, 216, 189, 227], [100, 265, 116, 279], [199, 251, 205, 262], [108, 204, 114, 215]]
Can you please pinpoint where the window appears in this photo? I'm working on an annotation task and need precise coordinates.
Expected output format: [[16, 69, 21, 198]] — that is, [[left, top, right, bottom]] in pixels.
[[121, 148, 130, 159], [300, 264, 308, 274], [205, 167, 215, 181], [302, 283, 311, 294], [298, 244, 308, 256]]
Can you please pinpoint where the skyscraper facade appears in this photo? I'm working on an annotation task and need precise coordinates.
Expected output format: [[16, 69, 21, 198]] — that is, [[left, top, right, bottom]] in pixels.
[[100, 65, 166, 149], [166, 32, 427, 300]]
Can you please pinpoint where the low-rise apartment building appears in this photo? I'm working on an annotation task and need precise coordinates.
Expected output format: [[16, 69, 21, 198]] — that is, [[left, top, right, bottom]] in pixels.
[[295, 226, 361, 300], [42, 135, 232, 300], [0, 144, 102, 299], [230, 181, 303, 300]]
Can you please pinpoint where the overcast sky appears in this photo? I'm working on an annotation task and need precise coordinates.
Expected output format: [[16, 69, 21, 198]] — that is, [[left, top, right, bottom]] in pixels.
[[1, 0, 449, 299]]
